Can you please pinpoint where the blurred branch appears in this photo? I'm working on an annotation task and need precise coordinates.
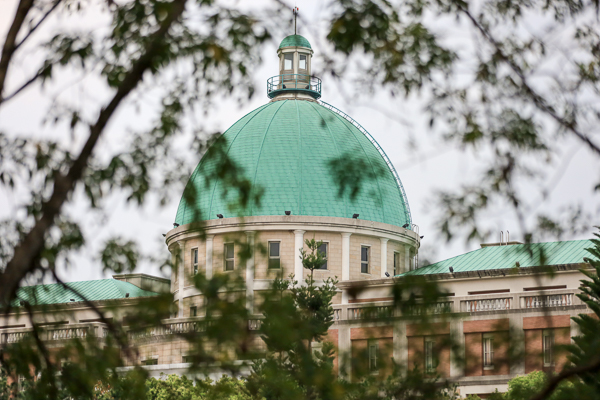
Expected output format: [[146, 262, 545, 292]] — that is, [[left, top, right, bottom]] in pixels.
[[49, 270, 138, 363], [457, 4, 600, 156], [530, 357, 600, 400], [0, 0, 188, 308], [13, 0, 62, 51], [0, 0, 35, 103]]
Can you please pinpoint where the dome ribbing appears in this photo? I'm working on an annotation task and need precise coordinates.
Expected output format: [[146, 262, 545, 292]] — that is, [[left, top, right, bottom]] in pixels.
[[175, 100, 411, 228]]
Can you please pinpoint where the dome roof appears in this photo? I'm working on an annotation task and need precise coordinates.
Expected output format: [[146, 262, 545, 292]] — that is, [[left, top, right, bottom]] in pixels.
[[175, 100, 411, 227], [279, 34, 311, 49]]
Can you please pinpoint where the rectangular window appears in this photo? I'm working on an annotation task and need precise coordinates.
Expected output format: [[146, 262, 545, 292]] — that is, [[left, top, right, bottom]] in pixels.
[[224, 243, 235, 271], [182, 355, 193, 363], [318, 242, 328, 269], [483, 334, 494, 369], [368, 341, 378, 372], [190, 306, 197, 317], [393, 252, 400, 276], [361, 246, 370, 274], [299, 54, 307, 70], [268, 241, 281, 269], [192, 248, 198, 274], [425, 339, 435, 373], [284, 53, 293, 70], [543, 330, 554, 367], [143, 358, 158, 366]]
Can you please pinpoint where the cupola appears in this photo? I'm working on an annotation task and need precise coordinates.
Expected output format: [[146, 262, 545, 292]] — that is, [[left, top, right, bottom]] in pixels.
[[267, 34, 321, 101]]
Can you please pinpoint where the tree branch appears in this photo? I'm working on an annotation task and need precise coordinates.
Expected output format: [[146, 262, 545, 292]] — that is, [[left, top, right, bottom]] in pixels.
[[530, 357, 600, 400], [458, 4, 600, 157], [0, 0, 188, 307], [49, 270, 138, 363], [13, 0, 62, 52], [1, 68, 44, 103], [0, 0, 35, 103]]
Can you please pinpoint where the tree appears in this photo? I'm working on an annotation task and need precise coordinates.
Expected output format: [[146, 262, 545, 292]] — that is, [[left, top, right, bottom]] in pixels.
[[247, 238, 342, 400]]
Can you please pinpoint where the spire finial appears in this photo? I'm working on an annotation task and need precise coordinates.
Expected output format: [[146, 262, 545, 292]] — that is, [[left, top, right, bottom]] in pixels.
[[293, 7, 299, 35]]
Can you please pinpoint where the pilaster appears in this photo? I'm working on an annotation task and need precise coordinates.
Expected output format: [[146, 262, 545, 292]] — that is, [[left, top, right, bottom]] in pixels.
[[177, 241, 185, 318], [338, 325, 352, 380], [294, 230, 306, 283], [450, 319, 465, 377], [509, 314, 525, 375], [341, 232, 352, 281], [380, 238, 389, 278], [245, 231, 255, 314], [205, 235, 214, 279]]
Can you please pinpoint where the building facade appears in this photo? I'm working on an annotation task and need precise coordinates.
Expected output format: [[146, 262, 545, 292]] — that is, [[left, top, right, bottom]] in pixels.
[[1, 35, 595, 398]]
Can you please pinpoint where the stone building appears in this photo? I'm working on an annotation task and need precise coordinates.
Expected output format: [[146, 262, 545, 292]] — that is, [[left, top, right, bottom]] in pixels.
[[1, 35, 595, 398]]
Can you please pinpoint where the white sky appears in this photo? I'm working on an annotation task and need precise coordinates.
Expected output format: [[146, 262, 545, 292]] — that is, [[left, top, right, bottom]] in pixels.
[[0, 0, 598, 283]]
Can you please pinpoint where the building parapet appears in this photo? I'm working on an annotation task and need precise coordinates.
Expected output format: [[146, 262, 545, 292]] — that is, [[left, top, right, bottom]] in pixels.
[[333, 288, 585, 322]]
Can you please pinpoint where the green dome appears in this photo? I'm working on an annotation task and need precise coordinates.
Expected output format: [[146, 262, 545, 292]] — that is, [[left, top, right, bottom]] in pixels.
[[175, 100, 411, 227], [279, 35, 311, 49]]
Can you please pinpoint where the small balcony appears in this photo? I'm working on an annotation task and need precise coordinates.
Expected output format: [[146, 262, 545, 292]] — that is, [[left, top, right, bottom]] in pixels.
[[267, 74, 321, 99]]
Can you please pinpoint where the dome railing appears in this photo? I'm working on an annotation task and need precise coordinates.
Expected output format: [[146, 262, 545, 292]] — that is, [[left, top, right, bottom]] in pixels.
[[319, 101, 413, 228], [267, 74, 321, 99]]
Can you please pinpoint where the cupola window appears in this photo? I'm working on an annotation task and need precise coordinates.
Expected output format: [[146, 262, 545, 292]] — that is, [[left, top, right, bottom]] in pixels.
[[284, 53, 293, 71], [299, 54, 307, 71]]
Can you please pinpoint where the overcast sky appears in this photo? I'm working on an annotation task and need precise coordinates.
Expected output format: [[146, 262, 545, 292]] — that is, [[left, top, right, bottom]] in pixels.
[[1, 0, 598, 283]]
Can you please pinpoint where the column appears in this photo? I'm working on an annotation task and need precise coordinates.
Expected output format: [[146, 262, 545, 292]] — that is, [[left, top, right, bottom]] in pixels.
[[341, 233, 352, 281], [338, 325, 352, 381], [205, 235, 214, 279], [294, 230, 306, 283], [245, 231, 255, 314], [178, 241, 185, 318], [450, 320, 465, 377], [380, 238, 389, 278], [404, 244, 411, 272]]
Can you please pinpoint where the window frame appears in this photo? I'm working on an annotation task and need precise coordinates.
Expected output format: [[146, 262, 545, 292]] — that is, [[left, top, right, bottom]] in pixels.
[[425, 339, 436, 373], [317, 242, 328, 270], [142, 356, 158, 366], [299, 54, 307, 71], [543, 329, 555, 367], [268, 241, 281, 269], [368, 340, 379, 373], [393, 251, 400, 276], [483, 333, 494, 370], [192, 248, 198, 275], [283, 53, 294, 71], [361, 245, 370, 274], [224, 242, 235, 271], [190, 306, 197, 317]]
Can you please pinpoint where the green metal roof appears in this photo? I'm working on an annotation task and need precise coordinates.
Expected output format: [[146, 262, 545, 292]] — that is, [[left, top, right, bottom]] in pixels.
[[402, 240, 596, 276], [175, 100, 411, 227], [15, 279, 160, 306], [279, 35, 311, 49]]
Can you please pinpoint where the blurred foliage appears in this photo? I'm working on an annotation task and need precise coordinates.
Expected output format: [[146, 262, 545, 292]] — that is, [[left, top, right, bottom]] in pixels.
[[1, 0, 600, 399]]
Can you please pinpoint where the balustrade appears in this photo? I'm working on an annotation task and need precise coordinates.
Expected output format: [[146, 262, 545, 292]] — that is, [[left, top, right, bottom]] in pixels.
[[523, 294, 573, 308], [48, 327, 88, 340], [461, 298, 512, 312]]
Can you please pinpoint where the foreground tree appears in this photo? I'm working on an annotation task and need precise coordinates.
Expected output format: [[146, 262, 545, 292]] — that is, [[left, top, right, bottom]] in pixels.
[[1, 0, 600, 399]]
